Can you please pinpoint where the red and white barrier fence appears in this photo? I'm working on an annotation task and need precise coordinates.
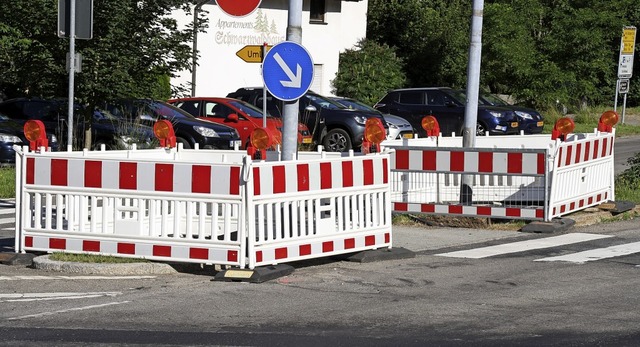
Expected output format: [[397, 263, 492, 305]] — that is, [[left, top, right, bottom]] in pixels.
[[383, 129, 615, 221], [15, 146, 391, 269]]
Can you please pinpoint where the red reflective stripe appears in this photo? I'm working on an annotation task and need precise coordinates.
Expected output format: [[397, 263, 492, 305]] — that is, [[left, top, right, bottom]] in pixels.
[[299, 244, 311, 256], [507, 153, 523, 174], [506, 208, 521, 217], [118, 243, 135, 255], [382, 158, 388, 184], [363, 159, 374, 185], [477, 206, 492, 215], [344, 238, 355, 249], [119, 162, 137, 189], [297, 164, 309, 192], [449, 205, 463, 214], [385, 233, 390, 243], [155, 163, 173, 191], [320, 162, 332, 189], [83, 240, 100, 252], [253, 167, 261, 195], [229, 167, 240, 195], [584, 142, 591, 162], [575, 143, 582, 164], [365, 235, 375, 246], [537, 153, 545, 174], [342, 161, 353, 187], [565, 145, 573, 166], [227, 250, 238, 262], [189, 247, 208, 260], [450, 151, 464, 172], [322, 241, 334, 253], [394, 202, 408, 211], [395, 150, 409, 170], [592, 140, 599, 160], [50, 238, 66, 249], [153, 245, 172, 257], [422, 150, 436, 171], [272, 166, 286, 193], [256, 251, 263, 263], [192, 165, 211, 193], [51, 159, 68, 186], [84, 161, 102, 188], [536, 209, 544, 219], [421, 204, 435, 213], [26, 158, 35, 184], [25, 236, 33, 247], [275, 247, 288, 260], [601, 138, 608, 157], [478, 152, 493, 173]]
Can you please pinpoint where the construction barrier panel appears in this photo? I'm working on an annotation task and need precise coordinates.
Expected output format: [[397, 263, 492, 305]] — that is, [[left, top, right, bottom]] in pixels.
[[382, 130, 615, 221], [15, 146, 391, 269]]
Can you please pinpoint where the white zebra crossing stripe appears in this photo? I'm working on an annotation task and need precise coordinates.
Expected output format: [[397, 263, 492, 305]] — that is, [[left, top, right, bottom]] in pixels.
[[535, 241, 640, 263], [0, 217, 14, 224], [435, 233, 613, 259]]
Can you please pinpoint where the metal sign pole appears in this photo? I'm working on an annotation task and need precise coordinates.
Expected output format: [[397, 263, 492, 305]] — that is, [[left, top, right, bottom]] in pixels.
[[66, 0, 76, 150], [281, 0, 303, 161]]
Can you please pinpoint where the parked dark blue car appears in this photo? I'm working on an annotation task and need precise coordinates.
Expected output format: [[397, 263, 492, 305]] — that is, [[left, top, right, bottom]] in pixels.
[[475, 93, 544, 134], [374, 87, 519, 137]]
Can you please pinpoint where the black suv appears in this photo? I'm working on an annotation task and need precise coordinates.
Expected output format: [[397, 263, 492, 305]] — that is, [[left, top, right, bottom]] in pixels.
[[374, 87, 519, 137], [101, 99, 241, 150], [227, 87, 387, 152]]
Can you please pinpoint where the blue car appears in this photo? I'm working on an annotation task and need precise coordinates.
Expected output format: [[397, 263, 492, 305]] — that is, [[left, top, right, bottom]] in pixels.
[[476, 93, 544, 134], [374, 87, 519, 137]]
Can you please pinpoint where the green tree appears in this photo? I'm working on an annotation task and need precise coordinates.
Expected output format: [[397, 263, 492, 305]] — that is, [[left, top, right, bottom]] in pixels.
[[332, 39, 406, 105], [0, 0, 204, 148]]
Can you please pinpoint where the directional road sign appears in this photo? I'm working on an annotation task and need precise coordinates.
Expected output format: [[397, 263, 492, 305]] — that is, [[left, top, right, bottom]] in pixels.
[[216, 0, 261, 17], [262, 41, 314, 101], [618, 26, 636, 79], [236, 45, 272, 63]]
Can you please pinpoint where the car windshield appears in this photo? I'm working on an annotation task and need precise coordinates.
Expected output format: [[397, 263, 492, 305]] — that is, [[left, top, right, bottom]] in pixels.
[[228, 100, 269, 119], [333, 98, 378, 112], [147, 101, 194, 120], [481, 94, 509, 106], [306, 93, 346, 110]]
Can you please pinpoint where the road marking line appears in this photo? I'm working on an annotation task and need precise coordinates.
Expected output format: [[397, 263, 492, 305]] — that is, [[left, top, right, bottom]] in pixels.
[[7, 301, 130, 321], [435, 233, 613, 259], [0, 275, 156, 281], [0, 292, 121, 302], [535, 241, 640, 263]]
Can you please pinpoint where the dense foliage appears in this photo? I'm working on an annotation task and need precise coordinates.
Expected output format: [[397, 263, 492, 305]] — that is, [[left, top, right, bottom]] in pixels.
[[332, 39, 406, 105], [0, 0, 205, 147], [364, 0, 640, 110]]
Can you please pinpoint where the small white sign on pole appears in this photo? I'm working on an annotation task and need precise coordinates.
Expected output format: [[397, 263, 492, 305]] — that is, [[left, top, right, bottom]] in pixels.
[[617, 26, 636, 79]]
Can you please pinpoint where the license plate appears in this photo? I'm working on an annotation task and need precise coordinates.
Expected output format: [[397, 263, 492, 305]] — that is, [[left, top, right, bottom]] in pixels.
[[402, 133, 414, 139], [230, 140, 241, 148], [511, 122, 518, 128], [302, 138, 312, 144], [537, 121, 544, 127]]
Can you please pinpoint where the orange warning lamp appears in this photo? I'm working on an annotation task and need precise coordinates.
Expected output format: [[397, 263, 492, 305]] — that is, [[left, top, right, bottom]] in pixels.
[[362, 118, 386, 153], [23, 120, 48, 151], [248, 127, 275, 159], [597, 110, 619, 133], [154, 120, 176, 148], [551, 117, 575, 141], [421, 115, 440, 137]]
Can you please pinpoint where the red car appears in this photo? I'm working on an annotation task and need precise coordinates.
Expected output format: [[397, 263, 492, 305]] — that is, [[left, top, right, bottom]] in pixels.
[[167, 97, 313, 149]]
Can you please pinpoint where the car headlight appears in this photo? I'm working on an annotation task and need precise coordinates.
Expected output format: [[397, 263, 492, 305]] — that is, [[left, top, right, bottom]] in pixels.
[[489, 111, 504, 118], [515, 111, 533, 120], [193, 126, 220, 138], [386, 122, 398, 129], [0, 134, 22, 143], [354, 115, 368, 125]]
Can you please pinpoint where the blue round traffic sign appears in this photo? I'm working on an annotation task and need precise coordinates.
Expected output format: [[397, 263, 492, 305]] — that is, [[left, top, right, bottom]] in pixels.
[[262, 41, 314, 101]]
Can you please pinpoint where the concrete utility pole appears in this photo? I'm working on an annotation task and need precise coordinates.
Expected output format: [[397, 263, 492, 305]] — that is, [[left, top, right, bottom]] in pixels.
[[461, 0, 484, 204], [66, 0, 76, 151], [281, 0, 303, 161]]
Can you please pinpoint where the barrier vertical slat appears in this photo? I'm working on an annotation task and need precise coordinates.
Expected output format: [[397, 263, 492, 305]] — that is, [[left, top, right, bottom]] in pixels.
[[45, 194, 53, 230], [34, 193, 42, 229], [90, 196, 97, 233]]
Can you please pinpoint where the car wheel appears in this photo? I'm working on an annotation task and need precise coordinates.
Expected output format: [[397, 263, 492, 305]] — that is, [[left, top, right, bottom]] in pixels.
[[176, 137, 192, 149], [476, 122, 487, 136], [322, 129, 352, 152]]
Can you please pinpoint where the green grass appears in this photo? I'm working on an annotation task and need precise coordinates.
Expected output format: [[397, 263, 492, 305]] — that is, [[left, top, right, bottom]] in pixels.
[[49, 252, 149, 263], [542, 106, 640, 135], [0, 167, 15, 198]]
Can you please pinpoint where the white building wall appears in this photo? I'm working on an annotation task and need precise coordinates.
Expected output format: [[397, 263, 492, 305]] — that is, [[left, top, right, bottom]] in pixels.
[[171, 0, 368, 98]]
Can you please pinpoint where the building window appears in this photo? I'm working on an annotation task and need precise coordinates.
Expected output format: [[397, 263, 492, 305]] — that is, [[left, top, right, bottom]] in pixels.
[[310, 0, 326, 24]]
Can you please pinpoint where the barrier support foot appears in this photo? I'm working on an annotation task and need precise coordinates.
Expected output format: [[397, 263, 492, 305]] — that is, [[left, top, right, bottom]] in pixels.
[[520, 218, 575, 233], [213, 264, 295, 283], [339, 247, 415, 263], [0, 252, 36, 266], [598, 200, 635, 215]]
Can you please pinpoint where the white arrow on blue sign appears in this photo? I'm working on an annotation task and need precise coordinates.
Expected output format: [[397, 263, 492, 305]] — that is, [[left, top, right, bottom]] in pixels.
[[262, 41, 314, 101]]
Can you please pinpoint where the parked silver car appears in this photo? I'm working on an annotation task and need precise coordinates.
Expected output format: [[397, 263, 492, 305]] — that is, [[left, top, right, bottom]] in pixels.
[[330, 97, 415, 140]]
